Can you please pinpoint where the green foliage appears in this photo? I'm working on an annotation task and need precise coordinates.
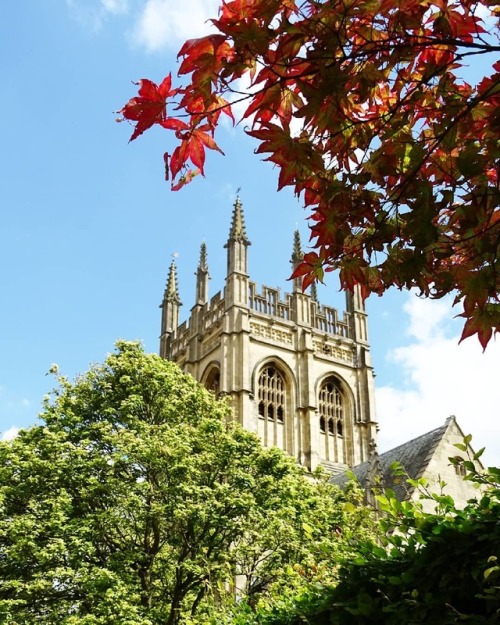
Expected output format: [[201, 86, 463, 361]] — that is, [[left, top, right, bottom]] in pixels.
[[0, 341, 376, 624], [263, 461, 500, 625]]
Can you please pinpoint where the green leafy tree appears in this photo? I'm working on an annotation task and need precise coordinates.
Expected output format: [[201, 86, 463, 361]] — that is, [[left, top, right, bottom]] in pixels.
[[259, 458, 500, 625], [0, 341, 375, 625]]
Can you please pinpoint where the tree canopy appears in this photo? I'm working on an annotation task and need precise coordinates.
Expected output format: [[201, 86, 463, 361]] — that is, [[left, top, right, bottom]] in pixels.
[[258, 462, 500, 625], [118, 0, 500, 348], [0, 341, 375, 625]]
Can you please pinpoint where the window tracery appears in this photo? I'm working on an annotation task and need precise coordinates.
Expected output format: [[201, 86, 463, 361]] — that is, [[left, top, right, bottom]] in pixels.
[[258, 366, 285, 424], [256, 363, 288, 452], [318, 377, 345, 463], [319, 378, 343, 436]]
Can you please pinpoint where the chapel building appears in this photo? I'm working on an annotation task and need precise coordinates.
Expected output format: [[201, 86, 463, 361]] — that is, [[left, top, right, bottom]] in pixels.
[[159, 197, 378, 474]]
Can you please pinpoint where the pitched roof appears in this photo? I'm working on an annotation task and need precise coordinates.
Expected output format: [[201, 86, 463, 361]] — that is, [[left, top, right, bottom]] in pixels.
[[332, 417, 456, 501]]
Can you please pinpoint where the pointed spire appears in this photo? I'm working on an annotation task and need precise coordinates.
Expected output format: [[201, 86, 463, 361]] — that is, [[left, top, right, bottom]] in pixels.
[[164, 259, 181, 304], [226, 196, 250, 244], [160, 258, 182, 358], [310, 281, 319, 303], [195, 242, 210, 306], [291, 229, 303, 265], [198, 242, 208, 272], [290, 229, 305, 295], [224, 195, 251, 284]]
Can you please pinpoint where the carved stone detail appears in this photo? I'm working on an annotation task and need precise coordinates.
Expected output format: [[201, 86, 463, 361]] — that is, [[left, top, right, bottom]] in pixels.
[[250, 322, 293, 345]]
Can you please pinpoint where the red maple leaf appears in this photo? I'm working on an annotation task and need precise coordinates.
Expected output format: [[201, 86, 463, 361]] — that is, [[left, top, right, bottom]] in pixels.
[[459, 305, 500, 351], [119, 0, 500, 347], [118, 75, 178, 141]]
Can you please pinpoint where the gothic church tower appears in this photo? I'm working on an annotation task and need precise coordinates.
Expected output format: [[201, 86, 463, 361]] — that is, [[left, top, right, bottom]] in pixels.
[[160, 198, 377, 473]]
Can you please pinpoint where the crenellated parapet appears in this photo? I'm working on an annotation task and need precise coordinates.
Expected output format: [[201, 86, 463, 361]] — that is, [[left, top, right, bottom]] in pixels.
[[201, 291, 225, 332], [168, 280, 356, 365], [248, 282, 351, 338], [312, 303, 351, 338], [248, 283, 292, 320], [167, 320, 189, 361]]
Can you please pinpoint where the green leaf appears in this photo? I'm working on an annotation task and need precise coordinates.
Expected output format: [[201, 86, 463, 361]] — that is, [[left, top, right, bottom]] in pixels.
[[484, 566, 499, 580], [344, 501, 357, 513], [302, 522, 314, 536]]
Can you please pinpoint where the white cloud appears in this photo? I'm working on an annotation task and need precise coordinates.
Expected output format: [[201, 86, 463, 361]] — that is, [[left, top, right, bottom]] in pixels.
[[132, 0, 220, 52], [65, 0, 128, 32], [101, 0, 128, 14], [1, 426, 19, 442], [376, 295, 500, 467]]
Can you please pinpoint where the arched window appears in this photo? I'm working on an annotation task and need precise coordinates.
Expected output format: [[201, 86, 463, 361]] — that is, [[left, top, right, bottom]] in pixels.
[[258, 366, 285, 423], [204, 367, 220, 396], [257, 364, 287, 451], [318, 377, 345, 463], [319, 378, 343, 435]]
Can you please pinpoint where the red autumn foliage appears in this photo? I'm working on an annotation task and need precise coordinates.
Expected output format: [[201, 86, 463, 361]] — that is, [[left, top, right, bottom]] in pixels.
[[120, 75, 178, 141], [118, 0, 500, 348]]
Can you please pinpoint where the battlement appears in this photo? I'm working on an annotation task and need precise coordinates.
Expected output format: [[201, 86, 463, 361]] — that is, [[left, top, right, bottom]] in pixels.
[[202, 291, 225, 332], [249, 282, 351, 338], [168, 281, 354, 362], [249, 283, 292, 320]]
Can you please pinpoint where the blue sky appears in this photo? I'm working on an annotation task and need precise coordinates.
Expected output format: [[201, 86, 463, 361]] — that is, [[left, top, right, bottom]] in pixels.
[[1, 0, 499, 466]]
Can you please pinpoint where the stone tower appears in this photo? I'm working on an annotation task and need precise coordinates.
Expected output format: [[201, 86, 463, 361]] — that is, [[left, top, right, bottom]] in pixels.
[[160, 198, 377, 473]]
